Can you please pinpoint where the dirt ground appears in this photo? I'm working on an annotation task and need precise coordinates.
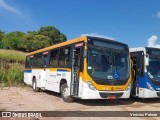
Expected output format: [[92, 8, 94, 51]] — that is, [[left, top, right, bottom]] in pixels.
[[0, 87, 160, 120]]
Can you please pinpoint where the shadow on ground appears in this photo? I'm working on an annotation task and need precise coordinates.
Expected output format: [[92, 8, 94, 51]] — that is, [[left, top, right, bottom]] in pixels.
[[43, 90, 61, 98], [41, 90, 160, 106], [77, 97, 160, 106]]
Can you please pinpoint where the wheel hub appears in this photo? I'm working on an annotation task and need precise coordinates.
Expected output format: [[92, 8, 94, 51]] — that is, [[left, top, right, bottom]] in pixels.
[[63, 88, 69, 99]]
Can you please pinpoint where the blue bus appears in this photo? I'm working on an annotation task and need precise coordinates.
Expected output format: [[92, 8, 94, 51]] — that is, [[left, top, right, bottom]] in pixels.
[[130, 47, 160, 98]]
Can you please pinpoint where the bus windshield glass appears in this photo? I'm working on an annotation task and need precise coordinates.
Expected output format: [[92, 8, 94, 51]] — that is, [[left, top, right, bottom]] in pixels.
[[146, 48, 160, 82], [147, 56, 160, 81], [87, 38, 129, 82]]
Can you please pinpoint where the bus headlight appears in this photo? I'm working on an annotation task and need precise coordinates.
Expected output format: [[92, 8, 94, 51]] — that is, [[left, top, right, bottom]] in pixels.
[[146, 82, 154, 91], [86, 81, 96, 91], [126, 83, 131, 91]]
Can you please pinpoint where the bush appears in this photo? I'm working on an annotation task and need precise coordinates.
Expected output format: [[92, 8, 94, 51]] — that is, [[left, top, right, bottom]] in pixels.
[[0, 62, 24, 87], [0, 49, 26, 87]]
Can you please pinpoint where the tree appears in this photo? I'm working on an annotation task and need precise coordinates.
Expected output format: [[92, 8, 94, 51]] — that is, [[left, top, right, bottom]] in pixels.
[[59, 33, 67, 42], [22, 33, 50, 52], [2, 31, 25, 50], [38, 26, 67, 45], [0, 30, 5, 48], [0, 26, 67, 52]]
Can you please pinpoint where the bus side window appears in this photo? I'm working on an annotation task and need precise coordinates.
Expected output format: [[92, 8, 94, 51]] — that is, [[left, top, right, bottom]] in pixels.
[[30, 57, 33, 68], [59, 47, 70, 66], [43, 55, 47, 68], [32, 53, 43, 68], [43, 52, 49, 68], [50, 49, 59, 67], [25, 56, 33, 69]]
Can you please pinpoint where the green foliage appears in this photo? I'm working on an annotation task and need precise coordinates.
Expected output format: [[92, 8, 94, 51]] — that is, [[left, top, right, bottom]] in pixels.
[[0, 26, 67, 52], [0, 30, 4, 40], [59, 33, 67, 42], [0, 49, 26, 87], [2, 31, 25, 50], [0, 62, 24, 86], [0, 30, 5, 48], [23, 34, 50, 52], [38, 26, 67, 44]]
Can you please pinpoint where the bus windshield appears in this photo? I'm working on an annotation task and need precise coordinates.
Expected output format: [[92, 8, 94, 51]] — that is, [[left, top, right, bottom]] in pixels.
[[87, 38, 130, 85], [147, 56, 160, 81], [88, 47, 129, 81]]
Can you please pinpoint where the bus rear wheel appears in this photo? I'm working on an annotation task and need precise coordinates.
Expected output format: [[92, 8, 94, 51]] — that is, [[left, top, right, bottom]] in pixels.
[[32, 79, 40, 92], [61, 83, 74, 102]]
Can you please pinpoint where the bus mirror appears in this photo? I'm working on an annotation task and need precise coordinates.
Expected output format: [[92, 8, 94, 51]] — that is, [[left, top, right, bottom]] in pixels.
[[145, 54, 149, 66], [83, 49, 87, 58]]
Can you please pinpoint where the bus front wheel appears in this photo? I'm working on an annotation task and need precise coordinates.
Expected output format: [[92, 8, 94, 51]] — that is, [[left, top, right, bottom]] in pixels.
[[61, 83, 74, 102], [32, 79, 40, 92]]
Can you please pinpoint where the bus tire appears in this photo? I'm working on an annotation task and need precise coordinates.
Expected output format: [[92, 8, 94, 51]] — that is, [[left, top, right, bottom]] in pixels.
[[32, 79, 40, 92], [61, 83, 74, 102]]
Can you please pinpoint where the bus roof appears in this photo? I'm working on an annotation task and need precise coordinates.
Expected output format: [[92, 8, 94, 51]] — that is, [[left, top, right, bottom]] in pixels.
[[27, 36, 128, 56], [145, 47, 160, 50], [130, 47, 146, 52], [27, 36, 87, 56], [87, 36, 128, 47], [130, 47, 160, 53]]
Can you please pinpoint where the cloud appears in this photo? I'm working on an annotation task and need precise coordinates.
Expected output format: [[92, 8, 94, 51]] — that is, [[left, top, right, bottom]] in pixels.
[[147, 35, 160, 48], [81, 33, 115, 40], [0, 0, 22, 16]]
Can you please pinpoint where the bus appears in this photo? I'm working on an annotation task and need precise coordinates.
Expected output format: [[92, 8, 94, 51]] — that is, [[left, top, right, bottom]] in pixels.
[[130, 47, 160, 98], [24, 36, 133, 102]]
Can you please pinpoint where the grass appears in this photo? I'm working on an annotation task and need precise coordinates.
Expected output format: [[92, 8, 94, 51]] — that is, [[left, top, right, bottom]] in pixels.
[[0, 49, 27, 62], [0, 49, 26, 87], [0, 62, 25, 86]]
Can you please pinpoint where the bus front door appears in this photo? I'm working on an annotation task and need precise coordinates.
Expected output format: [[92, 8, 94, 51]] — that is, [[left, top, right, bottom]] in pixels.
[[131, 56, 139, 97], [131, 51, 144, 97], [71, 47, 82, 96]]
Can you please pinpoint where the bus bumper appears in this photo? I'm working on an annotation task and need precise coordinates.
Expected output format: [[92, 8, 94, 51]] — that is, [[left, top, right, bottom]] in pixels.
[[138, 88, 160, 98], [80, 87, 131, 99]]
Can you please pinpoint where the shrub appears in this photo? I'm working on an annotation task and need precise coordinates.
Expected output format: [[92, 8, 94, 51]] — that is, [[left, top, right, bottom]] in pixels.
[[0, 62, 24, 86]]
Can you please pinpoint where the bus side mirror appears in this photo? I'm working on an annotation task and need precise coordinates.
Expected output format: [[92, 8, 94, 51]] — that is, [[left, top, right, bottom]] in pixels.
[[145, 54, 149, 66], [83, 49, 87, 58]]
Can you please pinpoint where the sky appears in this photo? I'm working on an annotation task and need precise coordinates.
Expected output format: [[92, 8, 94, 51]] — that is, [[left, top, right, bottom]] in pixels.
[[0, 0, 160, 48]]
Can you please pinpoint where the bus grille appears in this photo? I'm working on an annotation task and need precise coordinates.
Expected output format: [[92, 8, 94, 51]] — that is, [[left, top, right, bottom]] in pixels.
[[99, 92, 123, 98]]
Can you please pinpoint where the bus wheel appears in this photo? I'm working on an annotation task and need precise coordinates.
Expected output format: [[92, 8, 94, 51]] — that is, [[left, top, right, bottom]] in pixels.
[[32, 79, 40, 92], [61, 83, 74, 102]]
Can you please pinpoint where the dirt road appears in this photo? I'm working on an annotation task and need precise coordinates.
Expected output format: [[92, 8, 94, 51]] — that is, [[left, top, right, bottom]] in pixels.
[[0, 87, 160, 120]]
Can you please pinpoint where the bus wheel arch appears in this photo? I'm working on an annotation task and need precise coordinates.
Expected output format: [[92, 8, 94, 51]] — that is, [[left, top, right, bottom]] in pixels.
[[60, 79, 67, 91], [32, 76, 40, 92], [60, 79, 74, 102]]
